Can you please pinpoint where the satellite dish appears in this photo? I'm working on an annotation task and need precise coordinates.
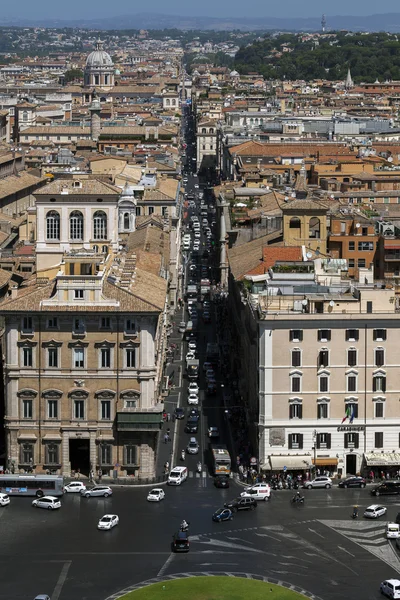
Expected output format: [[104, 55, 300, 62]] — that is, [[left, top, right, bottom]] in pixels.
[[329, 300, 335, 307], [302, 299, 308, 306], [306, 252, 313, 259], [355, 223, 361, 228], [388, 156, 393, 162]]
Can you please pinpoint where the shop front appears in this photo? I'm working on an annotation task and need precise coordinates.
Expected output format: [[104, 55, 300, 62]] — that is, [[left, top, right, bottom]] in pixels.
[[364, 452, 400, 479], [265, 454, 313, 477], [312, 457, 338, 477]]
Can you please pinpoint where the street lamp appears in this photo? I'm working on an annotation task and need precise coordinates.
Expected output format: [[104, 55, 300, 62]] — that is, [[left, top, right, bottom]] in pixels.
[[312, 429, 317, 478]]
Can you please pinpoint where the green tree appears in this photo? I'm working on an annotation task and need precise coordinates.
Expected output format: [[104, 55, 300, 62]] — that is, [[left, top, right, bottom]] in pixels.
[[64, 69, 83, 83]]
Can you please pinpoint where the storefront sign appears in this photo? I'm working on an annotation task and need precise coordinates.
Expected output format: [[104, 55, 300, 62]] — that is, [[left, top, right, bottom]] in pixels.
[[337, 425, 365, 432], [269, 428, 285, 446]]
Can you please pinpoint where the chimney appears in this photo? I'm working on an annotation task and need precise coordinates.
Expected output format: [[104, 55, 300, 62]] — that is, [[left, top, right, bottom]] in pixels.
[[10, 283, 18, 299]]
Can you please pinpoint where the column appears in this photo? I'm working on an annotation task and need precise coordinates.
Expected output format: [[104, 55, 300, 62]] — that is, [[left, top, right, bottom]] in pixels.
[[89, 431, 97, 471], [62, 431, 71, 476]]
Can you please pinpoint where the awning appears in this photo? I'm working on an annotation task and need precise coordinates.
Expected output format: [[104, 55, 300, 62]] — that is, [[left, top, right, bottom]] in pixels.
[[365, 452, 400, 467], [312, 457, 338, 466], [116, 412, 163, 431], [267, 454, 312, 471]]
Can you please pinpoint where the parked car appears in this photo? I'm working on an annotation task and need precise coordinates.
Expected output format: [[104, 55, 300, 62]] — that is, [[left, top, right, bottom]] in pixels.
[[364, 504, 387, 519], [64, 481, 86, 493], [224, 497, 257, 512], [371, 481, 400, 497], [172, 531, 190, 552], [81, 486, 112, 498], [212, 508, 233, 522], [32, 496, 61, 510], [214, 475, 230, 489], [304, 476, 332, 489], [98, 514, 119, 530], [338, 476, 366, 489]]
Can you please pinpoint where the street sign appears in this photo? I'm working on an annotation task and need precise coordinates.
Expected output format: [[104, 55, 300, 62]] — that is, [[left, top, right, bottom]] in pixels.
[[283, 466, 287, 472], [250, 457, 257, 465]]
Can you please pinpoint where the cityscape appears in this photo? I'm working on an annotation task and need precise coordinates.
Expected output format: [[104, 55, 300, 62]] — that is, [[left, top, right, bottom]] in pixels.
[[1, 5, 400, 600]]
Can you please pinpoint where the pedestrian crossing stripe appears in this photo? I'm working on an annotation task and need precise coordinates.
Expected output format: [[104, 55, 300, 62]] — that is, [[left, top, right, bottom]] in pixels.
[[188, 471, 210, 478]]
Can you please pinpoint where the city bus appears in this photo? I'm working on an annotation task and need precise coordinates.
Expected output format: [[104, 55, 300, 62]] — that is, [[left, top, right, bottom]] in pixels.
[[211, 445, 231, 476], [0, 474, 64, 497]]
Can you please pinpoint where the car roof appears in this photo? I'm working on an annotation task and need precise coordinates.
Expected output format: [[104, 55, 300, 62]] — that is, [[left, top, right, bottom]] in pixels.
[[150, 488, 162, 493], [366, 504, 382, 509], [176, 531, 188, 538], [101, 514, 117, 519], [42, 496, 58, 500]]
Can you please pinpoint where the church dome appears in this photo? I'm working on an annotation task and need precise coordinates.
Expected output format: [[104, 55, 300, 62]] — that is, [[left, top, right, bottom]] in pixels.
[[86, 40, 113, 68]]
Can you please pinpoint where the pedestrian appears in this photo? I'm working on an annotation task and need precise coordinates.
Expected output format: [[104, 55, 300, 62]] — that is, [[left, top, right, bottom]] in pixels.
[[89, 470, 94, 483], [164, 433, 168, 444], [98, 468, 102, 482], [316, 468, 320, 477], [164, 461, 169, 474], [172, 412, 176, 422], [167, 412, 171, 422], [163, 411, 167, 422]]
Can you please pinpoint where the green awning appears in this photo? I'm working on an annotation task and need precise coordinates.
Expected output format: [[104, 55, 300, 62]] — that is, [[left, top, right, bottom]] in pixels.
[[116, 412, 163, 431]]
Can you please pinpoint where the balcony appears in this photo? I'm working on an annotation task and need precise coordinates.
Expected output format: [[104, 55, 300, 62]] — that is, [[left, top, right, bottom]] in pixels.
[[384, 254, 400, 262]]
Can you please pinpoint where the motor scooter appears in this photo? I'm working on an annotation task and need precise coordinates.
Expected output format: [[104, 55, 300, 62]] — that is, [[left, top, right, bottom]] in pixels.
[[352, 505, 359, 519]]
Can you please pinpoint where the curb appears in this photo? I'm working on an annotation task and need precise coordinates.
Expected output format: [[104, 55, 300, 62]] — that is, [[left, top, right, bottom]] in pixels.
[[105, 571, 324, 600]]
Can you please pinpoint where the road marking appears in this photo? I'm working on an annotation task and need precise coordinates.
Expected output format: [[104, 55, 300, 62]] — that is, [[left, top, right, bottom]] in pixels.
[[338, 546, 355, 557], [51, 560, 71, 600], [195, 538, 264, 553], [199, 562, 238, 566], [157, 553, 175, 577], [308, 527, 325, 539], [255, 532, 281, 542]]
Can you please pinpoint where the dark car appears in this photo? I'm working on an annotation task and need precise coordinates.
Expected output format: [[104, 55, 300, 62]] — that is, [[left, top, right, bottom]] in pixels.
[[172, 531, 189, 552], [224, 497, 257, 512], [189, 407, 200, 418], [371, 481, 400, 497], [214, 475, 230, 489], [185, 418, 198, 434], [338, 476, 366, 489], [174, 407, 185, 420], [212, 508, 233, 522]]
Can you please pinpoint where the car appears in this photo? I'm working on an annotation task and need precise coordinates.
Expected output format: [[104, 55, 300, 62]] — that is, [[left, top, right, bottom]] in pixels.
[[207, 383, 217, 395], [240, 484, 271, 501], [387, 523, 400, 539], [64, 481, 87, 493], [0, 493, 10, 506], [380, 579, 400, 599], [188, 382, 199, 394], [364, 504, 387, 519], [187, 437, 199, 455], [371, 481, 400, 496], [194, 231, 201, 239], [212, 507, 233, 522], [34, 596, 51, 600], [98, 514, 119, 530], [338, 476, 366, 489], [224, 497, 257, 512], [189, 407, 200, 418], [208, 426, 219, 438], [193, 243, 200, 251], [81, 486, 112, 498], [194, 184, 199, 189], [147, 488, 165, 502], [304, 476, 332, 489], [185, 418, 198, 433], [205, 369, 215, 381], [174, 407, 185, 420], [214, 475, 230, 489], [186, 351, 196, 361], [203, 312, 211, 323], [172, 530, 190, 552], [189, 264, 197, 272], [203, 361, 213, 372], [32, 496, 61, 510], [188, 393, 199, 405]]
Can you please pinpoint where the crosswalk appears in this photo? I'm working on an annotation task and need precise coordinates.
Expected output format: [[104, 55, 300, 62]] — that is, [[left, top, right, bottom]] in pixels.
[[188, 470, 212, 478]]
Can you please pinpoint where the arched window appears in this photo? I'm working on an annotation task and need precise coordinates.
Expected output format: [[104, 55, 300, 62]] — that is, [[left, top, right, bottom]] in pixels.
[[309, 217, 320, 238], [202, 128, 206, 133], [124, 212, 130, 230], [22, 111, 28, 122], [93, 211, 107, 240], [102, 245, 108, 255], [93, 245, 99, 253], [166, 98, 170, 106], [46, 210, 60, 240], [209, 128, 214, 133], [289, 217, 301, 229], [69, 211, 83, 240]]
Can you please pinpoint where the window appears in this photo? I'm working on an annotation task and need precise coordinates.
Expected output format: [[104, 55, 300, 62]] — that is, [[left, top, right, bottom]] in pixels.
[[348, 241, 355, 251], [124, 444, 138, 465], [162, 207, 168, 217], [358, 258, 366, 268], [74, 400, 85, 419], [291, 375, 301, 393], [73, 318, 85, 333], [289, 403, 302, 419], [101, 400, 111, 420], [73, 348, 84, 368], [288, 433, 303, 450], [47, 317, 58, 329], [46, 211, 60, 240], [99, 443, 112, 465], [375, 402, 384, 418], [22, 316, 33, 333], [48, 400, 58, 419], [319, 375, 329, 393], [346, 402, 358, 419], [100, 317, 111, 329], [93, 211, 107, 240], [373, 329, 387, 341], [22, 346, 33, 367], [348, 348, 357, 367], [346, 329, 359, 342], [125, 318, 136, 333], [367, 301, 373, 314], [289, 217, 301, 229], [375, 432, 384, 448], [148, 206, 154, 215], [344, 432, 359, 449], [69, 210, 83, 240], [375, 348, 385, 367], [317, 403, 328, 419], [125, 348, 136, 368], [22, 399, 33, 419], [373, 375, 386, 393], [317, 433, 331, 449], [21, 443, 34, 464], [348, 259, 355, 268], [135, 207, 141, 216], [47, 347, 58, 368], [74, 289, 84, 300], [125, 399, 137, 408], [347, 374, 357, 392], [100, 347, 111, 369], [318, 330, 331, 342], [289, 330, 303, 342], [358, 241, 374, 251], [318, 350, 329, 368], [291, 349, 301, 367]]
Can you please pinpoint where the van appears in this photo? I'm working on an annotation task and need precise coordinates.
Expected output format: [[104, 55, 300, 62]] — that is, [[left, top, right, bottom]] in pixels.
[[380, 579, 400, 599], [387, 523, 400, 539], [167, 466, 188, 486], [240, 484, 271, 501]]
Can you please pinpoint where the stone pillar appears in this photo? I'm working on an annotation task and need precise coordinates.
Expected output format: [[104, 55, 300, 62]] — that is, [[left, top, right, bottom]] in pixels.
[[89, 431, 97, 471], [62, 431, 71, 476], [138, 436, 156, 479]]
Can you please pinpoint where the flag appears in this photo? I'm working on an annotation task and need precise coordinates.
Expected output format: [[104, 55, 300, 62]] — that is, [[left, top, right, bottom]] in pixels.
[[341, 405, 351, 424], [349, 406, 355, 424]]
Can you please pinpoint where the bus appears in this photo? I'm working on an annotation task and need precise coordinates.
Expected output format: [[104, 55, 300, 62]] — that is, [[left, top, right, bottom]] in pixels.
[[211, 445, 231, 476], [0, 474, 64, 497]]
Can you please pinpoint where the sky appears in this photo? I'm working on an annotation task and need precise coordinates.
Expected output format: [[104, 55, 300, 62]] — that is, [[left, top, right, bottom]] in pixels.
[[4, 0, 400, 21]]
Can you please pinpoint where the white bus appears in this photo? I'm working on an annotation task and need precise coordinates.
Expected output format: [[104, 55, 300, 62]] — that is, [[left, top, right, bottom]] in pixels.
[[0, 474, 64, 497]]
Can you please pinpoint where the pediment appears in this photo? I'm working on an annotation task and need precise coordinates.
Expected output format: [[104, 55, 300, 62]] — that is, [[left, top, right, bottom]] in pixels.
[[42, 389, 63, 399]]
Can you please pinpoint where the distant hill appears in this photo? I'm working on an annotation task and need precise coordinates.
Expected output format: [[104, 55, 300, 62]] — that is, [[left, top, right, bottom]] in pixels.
[[4, 12, 400, 32]]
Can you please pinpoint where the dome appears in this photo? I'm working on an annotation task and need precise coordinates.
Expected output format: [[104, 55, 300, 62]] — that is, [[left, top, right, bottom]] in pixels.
[[86, 40, 113, 68]]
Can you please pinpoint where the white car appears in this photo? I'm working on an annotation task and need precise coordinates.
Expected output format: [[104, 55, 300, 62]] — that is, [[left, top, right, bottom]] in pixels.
[[386, 523, 400, 539], [0, 493, 10, 506], [304, 476, 332, 489], [186, 352, 196, 361], [193, 243, 200, 251], [188, 341, 197, 351], [188, 393, 199, 405], [364, 504, 387, 519], [32, 496, 61, 510], [64, 481, 86, 493], [194, 230, 201, 239], [188, 382, 199, 394], [98, 514, 119, 530], [147, 488, 165, 502], [194, 184, 199, 189]]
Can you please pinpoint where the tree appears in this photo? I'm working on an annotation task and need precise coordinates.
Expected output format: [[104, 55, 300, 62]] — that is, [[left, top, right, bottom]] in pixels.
[[64, 69, 83, 83]]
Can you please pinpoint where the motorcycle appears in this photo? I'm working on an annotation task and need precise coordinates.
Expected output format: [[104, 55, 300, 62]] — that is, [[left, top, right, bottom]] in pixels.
[[291, 494, 305, 504], [181, 450, 186, 461], [197, 462, 202, 473], [180, 520, 189, 532], [293, 480, 299, 489], [352, 506, 359, 519]]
